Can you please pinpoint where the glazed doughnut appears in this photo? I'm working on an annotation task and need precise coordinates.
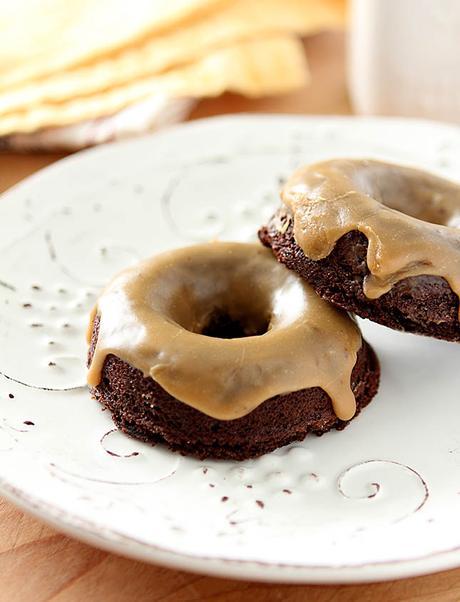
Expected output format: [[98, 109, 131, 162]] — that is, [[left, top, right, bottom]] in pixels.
[[260, 159, 460, 341], [87, 242, 379, 460]]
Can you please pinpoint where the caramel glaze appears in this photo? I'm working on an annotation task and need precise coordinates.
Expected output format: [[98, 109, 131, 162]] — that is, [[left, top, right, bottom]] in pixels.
[[282, 159, 460, 309], [87, 242, 362, 421]]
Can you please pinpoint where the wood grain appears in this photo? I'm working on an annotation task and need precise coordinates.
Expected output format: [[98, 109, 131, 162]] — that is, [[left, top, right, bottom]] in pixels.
[[1, 32, 458, 601]]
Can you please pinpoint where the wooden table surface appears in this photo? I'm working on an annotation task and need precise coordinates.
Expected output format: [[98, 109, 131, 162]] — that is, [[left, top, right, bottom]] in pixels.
[[1, 32, 460, 602]]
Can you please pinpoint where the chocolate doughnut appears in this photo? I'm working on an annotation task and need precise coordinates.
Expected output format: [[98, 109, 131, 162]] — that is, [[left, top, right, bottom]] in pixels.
[[87, 242, 379, 460], [260, 159, 460, 341]]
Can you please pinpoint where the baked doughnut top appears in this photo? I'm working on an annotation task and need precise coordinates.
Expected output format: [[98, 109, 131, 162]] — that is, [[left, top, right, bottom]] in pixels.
[[282, 159, 460, 308], [87, 242, 362, 420]]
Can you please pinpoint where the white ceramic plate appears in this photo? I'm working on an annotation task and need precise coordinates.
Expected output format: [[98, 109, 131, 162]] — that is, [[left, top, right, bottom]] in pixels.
[[2, 115, 460, 584]]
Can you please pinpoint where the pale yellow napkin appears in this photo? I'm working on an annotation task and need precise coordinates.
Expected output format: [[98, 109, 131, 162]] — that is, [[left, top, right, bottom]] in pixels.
[[0, 36, 308, 135], [0, 0, 226, 88], [0, 0, 345, 148]]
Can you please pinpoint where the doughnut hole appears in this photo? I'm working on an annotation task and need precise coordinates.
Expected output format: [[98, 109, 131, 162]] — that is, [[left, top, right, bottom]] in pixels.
[[150, 249, 308, 340], [201, 309, 270, 339], [164, 274, 273, 339], [350, 162, 460, 227]]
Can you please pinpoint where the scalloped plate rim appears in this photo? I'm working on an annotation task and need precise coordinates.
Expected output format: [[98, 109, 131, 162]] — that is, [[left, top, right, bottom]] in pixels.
[[3, 479, 460, 584]]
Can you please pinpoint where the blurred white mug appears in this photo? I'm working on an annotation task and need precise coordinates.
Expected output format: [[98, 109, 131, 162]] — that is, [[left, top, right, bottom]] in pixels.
[[348, 0, 460, 122]]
